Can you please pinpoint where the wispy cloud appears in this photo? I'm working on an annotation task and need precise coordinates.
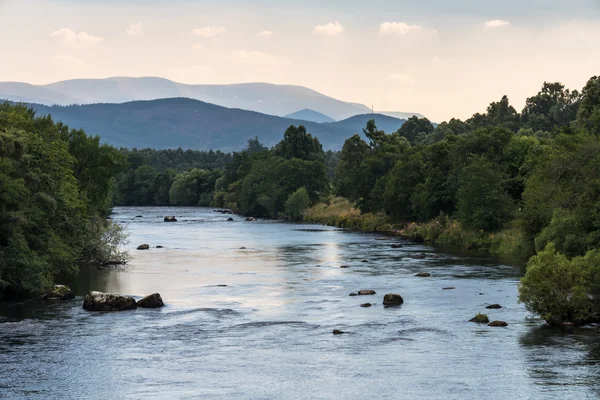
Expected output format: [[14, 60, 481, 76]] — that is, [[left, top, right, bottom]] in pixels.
[[484, 20, 510, 28], [50, 28, 103, 47], [313, 21, 344, 36], [379, 22, 422, 35], [126, 22, 144, 36], [229, 50, 290, 66], [192, 43, 206, 51], [382, 72, 416, 85], [192, 25, 226, 38], [257, 30, 274, 38]]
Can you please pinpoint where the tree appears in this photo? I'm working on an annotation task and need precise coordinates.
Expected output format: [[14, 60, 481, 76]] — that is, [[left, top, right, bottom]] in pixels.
[[169, 169, 220, 206], [456, 157, 514, 232], [576, 76, 600, 135], [273, 125, 325, 161], [397, 116, 435, 143], [284, 187, 312, 220]]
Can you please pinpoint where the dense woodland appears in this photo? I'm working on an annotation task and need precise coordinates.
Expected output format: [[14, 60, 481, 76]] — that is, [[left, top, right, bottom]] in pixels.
[[2, 76, 600, 326]]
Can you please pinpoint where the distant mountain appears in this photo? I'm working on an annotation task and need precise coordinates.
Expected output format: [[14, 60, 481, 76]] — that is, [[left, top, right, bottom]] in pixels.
[[328, 114, 406, 135], [27, 98, 399, 151], [1, 77, 374, 121], [379, 111, 425, 120], [284, 108, 335, 123]]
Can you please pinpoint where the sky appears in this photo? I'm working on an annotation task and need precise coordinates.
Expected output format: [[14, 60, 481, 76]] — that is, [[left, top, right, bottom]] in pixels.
[[0, 0, 599, 121]]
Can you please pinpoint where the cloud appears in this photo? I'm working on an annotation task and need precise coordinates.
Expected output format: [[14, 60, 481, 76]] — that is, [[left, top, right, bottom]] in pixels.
[[192, 25, 226, 38], [50, 28, 103, 47], [52, 54, 86, 68], [257, 30, 274, 38], [382, 72, 416, 85], [484, 20, 510, 28], [379, 22, 422, 35], [313, 21, 344, 36], [126, 22, 144, 36], [229, 50, 290, 66], [192, 43, 206, 51]]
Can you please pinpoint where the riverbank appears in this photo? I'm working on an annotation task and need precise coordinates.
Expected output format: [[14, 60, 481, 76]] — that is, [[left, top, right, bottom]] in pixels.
[[305, 197, 530, 263]]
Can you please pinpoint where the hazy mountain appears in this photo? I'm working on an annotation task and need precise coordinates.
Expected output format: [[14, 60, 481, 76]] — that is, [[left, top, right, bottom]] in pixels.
[[379, 111, 425, 120], [1, 77, 374, 121], [328, 114, 406, 135], [284, 108, 335, 123], [28, 98, 400, 151]]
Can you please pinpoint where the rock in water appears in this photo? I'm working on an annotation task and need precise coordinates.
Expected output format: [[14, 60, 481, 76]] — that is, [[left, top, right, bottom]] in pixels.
[[358, 290, 376, 295], [486, 304, 502, 309], [227, 218, 234, 221], [43, 285, 75, 300], [137, 244, 150, 250], [245, 217, 257, 221], [349, 293, 358, 296], [340, 265, 351, 269], [360, 303, 373, 308], [83, 291, 137, 312], [332, 329, 345, 335], [391, 244, 402, 249], [383, 293, 404, 306], [488, 321, 508, 327], [415, 272, 431, 277], [164, 216, 177, 222], [469, 314, 490, 323], [137, 293, 165, 308]]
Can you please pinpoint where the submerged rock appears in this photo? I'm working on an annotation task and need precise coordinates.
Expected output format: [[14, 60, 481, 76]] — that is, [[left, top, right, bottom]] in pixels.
[[415, 272, 431, 277], [383, 293, 404, 306], [442, 287, 456, 290], [469, 314, 490, 323], [361, 259, 369, 263], [360, 303, 373, 308], [391, 244, 402, 249], [340, 265, 351, 269], [349, 293, 358, 296], [486, 304, 503, 309], [227, 217, 234, 222], [239, 247, 247, 250], [332, 329, 345, 335], [488, 321, 508, 327], [156, 245, 164, 248], [245, 217, 257, 221], [135, 215, 143, 218], [358, 290, 376, 296], [164, 216, 177, 222], [43, 285, 75, 300], [83, 291, 137, 312], [137, 244, 150, 250], [137, 293, 165, 308]]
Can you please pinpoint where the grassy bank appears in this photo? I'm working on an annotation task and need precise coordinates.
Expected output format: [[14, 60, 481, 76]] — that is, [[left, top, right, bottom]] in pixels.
[[305, 197, 529, 262]]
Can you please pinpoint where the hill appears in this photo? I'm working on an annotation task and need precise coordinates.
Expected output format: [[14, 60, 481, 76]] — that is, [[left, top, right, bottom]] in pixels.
[[28, 98, 393, 151], [328, 114, 406, 135], [1, 77, 372, 121], [284, 108, 335, 123]]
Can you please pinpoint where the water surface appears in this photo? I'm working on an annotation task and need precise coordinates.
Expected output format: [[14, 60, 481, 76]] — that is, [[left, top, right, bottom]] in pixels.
[[1, 207, 599, 399]]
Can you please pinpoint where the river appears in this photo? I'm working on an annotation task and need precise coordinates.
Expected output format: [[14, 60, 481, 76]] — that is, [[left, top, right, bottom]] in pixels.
[[1, 207, 599, 399]]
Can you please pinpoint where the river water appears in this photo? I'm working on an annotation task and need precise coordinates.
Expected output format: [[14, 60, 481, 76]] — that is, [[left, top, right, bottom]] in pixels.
[[1, 207, 599, 399]]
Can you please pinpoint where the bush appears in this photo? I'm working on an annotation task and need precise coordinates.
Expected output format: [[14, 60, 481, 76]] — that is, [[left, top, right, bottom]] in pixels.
[[284, 187, 311, 220], [518, 243, 593, 325]]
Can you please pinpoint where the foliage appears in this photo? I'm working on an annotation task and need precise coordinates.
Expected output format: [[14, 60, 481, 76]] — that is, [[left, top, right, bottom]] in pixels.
[[284, 187, 312, 220]]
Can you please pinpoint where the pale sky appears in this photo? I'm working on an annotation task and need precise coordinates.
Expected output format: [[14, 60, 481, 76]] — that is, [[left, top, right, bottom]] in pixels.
[[0, 0, 599, 121]]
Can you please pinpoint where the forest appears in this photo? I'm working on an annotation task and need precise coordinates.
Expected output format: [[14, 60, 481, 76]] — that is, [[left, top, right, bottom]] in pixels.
[[1, 75, 600, 327]]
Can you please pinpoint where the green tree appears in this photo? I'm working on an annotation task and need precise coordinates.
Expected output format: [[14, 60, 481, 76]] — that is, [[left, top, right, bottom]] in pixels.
[[284, 187, 312, 220]]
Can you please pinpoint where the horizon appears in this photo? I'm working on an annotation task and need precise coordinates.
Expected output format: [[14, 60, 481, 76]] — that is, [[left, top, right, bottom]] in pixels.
[[1, 0, 599, 121]]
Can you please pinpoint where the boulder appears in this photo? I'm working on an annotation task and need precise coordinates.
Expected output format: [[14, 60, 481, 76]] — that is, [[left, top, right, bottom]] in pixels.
[[360, 303, 373, 308], [43, 285, 75, 300], [383, 293, 404, 306], [164, 216, 177, 222], [245, 217, 257, 221], [135, 215, 143, 218], [469, 314, 490, 323], [239, 247, 247, 250], [486, 304, 502, 309], [415, 272, 431, 277], [358, 290, 376, 296], [340, 265, 351, 269], [361, 259, 369, 263], [332, 329, 345, 335], [137, 244, 150, 250], [137, 293, 165, 308], [227, 218, 234, 222], [488, 321, 508, 327], [156, 245, 164, 249], [349, 293, 358, 296], [83, 291, 137, 312]]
